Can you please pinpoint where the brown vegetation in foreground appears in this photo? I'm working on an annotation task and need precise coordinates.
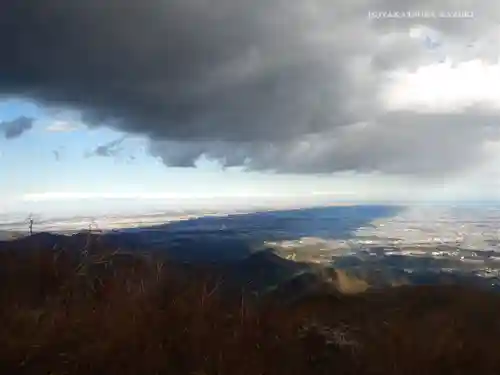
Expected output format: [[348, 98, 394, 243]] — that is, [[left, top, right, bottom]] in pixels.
[[1, 240, 500, 375]]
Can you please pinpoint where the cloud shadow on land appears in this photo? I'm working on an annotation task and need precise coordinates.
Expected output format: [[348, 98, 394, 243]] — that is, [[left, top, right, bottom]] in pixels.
[[108, 205, 403, 262]]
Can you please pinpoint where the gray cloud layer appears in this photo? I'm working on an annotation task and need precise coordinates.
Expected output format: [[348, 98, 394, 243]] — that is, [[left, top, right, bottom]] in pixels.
[[0, 0, 499, 175], [0, 116, 34, 139]]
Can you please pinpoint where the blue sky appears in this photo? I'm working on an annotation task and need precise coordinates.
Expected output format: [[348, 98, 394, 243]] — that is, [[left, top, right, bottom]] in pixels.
[[0, 99, 384, 217], [0, 99, 324, 197]]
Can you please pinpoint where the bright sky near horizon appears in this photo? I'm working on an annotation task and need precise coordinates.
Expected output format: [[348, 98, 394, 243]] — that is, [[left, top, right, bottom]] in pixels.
[[2, 1, 500, 218]]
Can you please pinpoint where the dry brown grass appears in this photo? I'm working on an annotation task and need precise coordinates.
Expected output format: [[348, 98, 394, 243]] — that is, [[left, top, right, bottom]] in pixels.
[[1, 240, 500, 375]]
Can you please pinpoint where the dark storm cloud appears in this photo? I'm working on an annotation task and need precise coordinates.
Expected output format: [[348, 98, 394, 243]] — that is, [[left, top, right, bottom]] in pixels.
[[0, 0, 375, 141], [0, 116, 34, 139], [0, 0, 499, 175]]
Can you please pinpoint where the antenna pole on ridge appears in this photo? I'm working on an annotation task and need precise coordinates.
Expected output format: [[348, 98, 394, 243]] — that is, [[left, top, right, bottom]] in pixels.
[[28, 215, 34, 236]]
